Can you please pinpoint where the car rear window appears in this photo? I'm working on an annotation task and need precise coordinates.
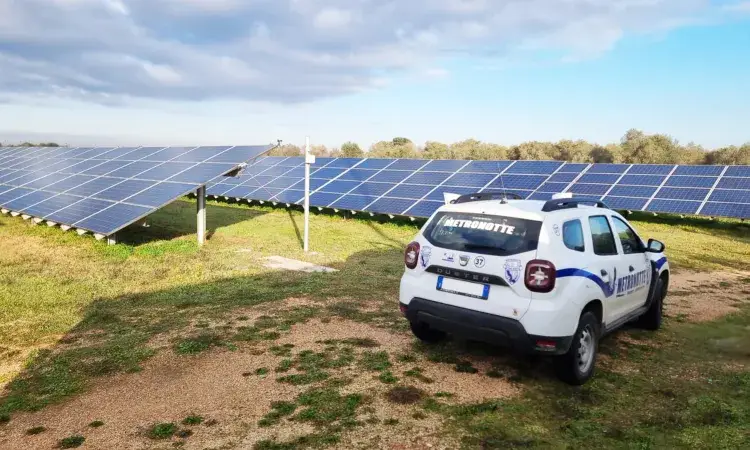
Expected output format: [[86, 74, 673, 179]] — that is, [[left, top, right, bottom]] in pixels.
[[423, 212, 542, 256]]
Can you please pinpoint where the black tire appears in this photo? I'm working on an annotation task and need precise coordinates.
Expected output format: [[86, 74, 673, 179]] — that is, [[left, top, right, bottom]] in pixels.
[[409, 321, 446, 343], [635, 277, 665, 330], [555, 311, 600, 385]]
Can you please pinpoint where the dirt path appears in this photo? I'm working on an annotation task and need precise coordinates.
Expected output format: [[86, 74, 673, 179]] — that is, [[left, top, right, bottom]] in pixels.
[[0, 270, 747, 449]]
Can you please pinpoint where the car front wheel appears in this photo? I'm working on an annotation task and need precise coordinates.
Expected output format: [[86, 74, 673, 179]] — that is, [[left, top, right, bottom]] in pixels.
[[555, 311, 599, 385]]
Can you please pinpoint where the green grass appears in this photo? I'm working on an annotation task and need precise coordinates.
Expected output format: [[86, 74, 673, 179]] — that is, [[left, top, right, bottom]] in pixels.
[[148, 422, 177, 439], [1, 199, 749, 448], [59, 434, 85, 448]]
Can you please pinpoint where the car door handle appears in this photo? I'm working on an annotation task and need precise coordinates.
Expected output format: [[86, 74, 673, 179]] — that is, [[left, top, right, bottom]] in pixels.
[[629, 265, 635, 272]]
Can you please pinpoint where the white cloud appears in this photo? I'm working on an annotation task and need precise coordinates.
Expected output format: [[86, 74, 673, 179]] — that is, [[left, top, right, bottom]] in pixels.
[[313, 8, 353, 29], [0, 0, 722, 105]]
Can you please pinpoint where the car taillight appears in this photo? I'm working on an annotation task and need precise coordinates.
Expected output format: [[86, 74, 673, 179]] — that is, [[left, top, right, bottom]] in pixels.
[[525, 259, 556, 293], [404, 241, 420, 269]]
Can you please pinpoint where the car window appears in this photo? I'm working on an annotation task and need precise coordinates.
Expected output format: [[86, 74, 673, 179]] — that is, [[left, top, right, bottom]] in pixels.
[[612, 216, 644, 254], [588, 216, 618, 256], [562, 219, 585, 252], [422, 212, 542, 257]]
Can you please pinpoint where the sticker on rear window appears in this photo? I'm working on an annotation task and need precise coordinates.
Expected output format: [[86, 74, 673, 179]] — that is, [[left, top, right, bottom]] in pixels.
[[444, 217, 516, 235]]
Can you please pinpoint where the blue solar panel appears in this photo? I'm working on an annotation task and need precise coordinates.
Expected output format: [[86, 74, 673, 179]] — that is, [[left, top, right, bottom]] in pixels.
[[319, 180, 361, 194], [311, 168, 347, 179], [558, 163, 589, 173], [259, 166, 295, 177], [60, 160, 106, 174], [665, 176, 717, 188], [114, 182, 197, 208], [212, 145, 275, 164], [290, 178, 329, 191], [106, 161, 154, 178], [603, 197, 649, 210], [707, 189, 750, 203], [252, 188, 284, 201], [587, 164, 630, 174], [369, 171, 412, 183], [442, 173, 495, 187], [646, 199, 701, 214], [274, 190, 305, 203], [403, 172, 451, 185], [716, 177, 750, 190], [654, 187, 710, 201], [246, 176, 275, 187], [265, 177, 302, 189], [221, 185, 258, 198], [172, 146, 232, 163], [338, 169, 378, 182], [45, 174, 96, 193], [567, 184, 609, 196], [700, 202, 750, 218], [386, 184, 435, 199], [74, 203, 152, 235], [617, 175, 666, 186], [547, 172, 579, 183], [536, 182, 570, 193], [309, 192, 342, 207], [46, 198, 116, 225], [367, 198, 414, 215], [357, 159, 395, 169], [143, 147, 195, 161], [404, 200, 443, 217], [21, 193, 84, 217], [529, 192, 554, 200], [388, 159, 429, 171], [487, 174, 548, 190], [607, 185, 658, 198], [3, 190, 56, 211], [425, 186, 477, 201], [421, 160, 468, 172], [99, 147, 144, 160], [326, 158, 363, 169], [348, 182, 397, 197], [170, 163, 247, 184], [0, 187, 32, 204], [135, 162, 195, 181], [578, 173, 621, 184], [505, 161, 562, 175], [673, 165, 724, 176], [724, 166, 750, 177], [67, 177, 123, 197], [95, 179, 157, 202], [330, 194, 378, 211], [627, 165, 674, 175], [460, 161, 512, 173]]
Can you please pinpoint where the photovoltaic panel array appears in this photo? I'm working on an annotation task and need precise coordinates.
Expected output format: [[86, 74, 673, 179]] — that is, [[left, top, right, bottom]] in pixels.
[[206, 157, 750, 219], [0, 145, 272, 235]]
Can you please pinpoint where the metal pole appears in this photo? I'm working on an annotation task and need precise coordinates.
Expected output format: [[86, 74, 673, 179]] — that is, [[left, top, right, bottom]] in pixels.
[[304, 136, 311, 252], [197, 185, 206, 246]]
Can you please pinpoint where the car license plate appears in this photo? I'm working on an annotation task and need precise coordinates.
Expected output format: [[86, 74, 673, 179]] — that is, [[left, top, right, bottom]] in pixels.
[[436, 276, 490, 300]]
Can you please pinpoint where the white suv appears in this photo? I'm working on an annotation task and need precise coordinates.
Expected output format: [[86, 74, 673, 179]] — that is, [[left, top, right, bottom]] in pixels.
[[399, 193, 669, 385]]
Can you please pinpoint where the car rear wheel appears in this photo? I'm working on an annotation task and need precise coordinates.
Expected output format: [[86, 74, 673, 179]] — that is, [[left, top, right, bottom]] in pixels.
[[409, 321, 446, 343], [555, 311, 599, 385]]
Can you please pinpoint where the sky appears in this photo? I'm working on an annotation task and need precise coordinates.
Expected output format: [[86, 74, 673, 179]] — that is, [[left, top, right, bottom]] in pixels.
[[0, 0, 749, 150]]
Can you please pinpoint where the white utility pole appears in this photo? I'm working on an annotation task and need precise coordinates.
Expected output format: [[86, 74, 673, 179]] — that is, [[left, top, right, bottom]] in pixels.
[[303, 136, 315, 252], [197, 185, 206, 246]]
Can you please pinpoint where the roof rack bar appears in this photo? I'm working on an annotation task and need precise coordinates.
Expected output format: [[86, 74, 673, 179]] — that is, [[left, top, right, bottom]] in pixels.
[[451, 192, 523, 204], [542, 196, 610, 212]]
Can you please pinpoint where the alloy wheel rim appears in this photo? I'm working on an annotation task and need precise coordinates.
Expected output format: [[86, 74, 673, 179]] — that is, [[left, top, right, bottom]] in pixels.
[[577, 325, 595, 374]]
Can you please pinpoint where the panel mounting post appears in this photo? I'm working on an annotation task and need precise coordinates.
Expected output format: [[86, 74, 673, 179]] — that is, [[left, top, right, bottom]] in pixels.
[[197, 185, 207, 246], [107, 234, 117, 245], [303, 136, 315, 252]]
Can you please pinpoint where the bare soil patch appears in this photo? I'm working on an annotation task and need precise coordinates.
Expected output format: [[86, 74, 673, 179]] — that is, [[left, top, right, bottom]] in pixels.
[[665, 269, 750, 323], [0, 318, 517, 450]]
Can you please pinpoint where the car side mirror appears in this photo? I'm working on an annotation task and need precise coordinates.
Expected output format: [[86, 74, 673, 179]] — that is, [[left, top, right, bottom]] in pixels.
[[646, 238, 665, 253]]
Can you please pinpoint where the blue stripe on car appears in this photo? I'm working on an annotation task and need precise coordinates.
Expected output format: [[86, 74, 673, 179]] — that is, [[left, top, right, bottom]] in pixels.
[[557, 268, 616, 298]]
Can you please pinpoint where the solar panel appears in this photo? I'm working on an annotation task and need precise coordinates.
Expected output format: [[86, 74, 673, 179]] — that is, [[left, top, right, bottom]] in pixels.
[[199, 157, 750, 220], [0, 145, 273, 236]]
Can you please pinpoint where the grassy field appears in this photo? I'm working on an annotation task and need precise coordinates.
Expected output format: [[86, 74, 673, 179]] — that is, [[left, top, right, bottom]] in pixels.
[[0, 198, 748, 449]]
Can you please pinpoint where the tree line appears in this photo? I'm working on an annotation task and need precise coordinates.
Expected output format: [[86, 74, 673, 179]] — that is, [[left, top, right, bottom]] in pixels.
[[4, 130, 748, 165], [269, 129, 749, 165]]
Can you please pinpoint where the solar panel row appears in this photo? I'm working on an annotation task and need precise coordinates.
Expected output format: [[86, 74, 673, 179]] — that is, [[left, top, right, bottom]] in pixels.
[[0, 145, 272, 235], [206, 157, 750, 219]]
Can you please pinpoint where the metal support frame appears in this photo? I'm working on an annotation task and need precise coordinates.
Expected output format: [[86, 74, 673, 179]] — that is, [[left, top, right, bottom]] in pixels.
[[303, 136, 315, 252], [197, 185, 207, 246], [107, 234, 117, 245]]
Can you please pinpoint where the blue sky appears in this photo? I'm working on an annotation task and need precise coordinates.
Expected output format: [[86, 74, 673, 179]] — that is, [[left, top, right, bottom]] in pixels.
[[0, 0, 748, 149]]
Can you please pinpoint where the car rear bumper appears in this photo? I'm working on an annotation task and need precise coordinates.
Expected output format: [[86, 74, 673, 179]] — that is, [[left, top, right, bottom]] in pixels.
[[401, 298, 573, 355]]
